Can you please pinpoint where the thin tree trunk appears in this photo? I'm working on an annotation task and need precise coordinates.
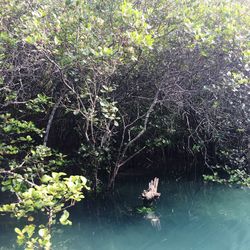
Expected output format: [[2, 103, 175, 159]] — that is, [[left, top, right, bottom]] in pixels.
[[43, 96, 63, 146], [107, 88, 161, 189]]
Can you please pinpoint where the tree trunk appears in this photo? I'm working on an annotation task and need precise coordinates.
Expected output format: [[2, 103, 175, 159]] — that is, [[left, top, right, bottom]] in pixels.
[[107, 164, 119, 190], [93, 165, 99, 193]]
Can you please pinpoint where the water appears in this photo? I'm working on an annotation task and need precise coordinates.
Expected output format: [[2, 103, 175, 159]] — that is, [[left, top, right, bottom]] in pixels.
[[1, 178, 250, 250]]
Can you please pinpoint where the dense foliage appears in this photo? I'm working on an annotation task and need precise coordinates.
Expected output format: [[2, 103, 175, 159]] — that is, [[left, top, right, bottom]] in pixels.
[[0, 113, 89, 249], [0, 0, 249, 248]]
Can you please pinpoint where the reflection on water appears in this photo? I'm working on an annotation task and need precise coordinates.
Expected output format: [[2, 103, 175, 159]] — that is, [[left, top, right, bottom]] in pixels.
[[1, 179, 250, 250], [143, 211, 161, 231]]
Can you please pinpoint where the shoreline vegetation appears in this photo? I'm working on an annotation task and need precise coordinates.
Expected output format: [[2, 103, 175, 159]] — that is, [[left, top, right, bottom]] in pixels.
[[0, 0, 249, 249]]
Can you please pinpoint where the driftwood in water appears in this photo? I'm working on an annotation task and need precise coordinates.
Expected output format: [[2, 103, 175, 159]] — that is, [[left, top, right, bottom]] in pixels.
[[141, 177, 160, 206]]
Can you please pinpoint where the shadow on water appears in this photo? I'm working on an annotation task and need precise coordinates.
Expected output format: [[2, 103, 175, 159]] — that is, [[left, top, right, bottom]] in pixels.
[[1, 178, 250, 250]]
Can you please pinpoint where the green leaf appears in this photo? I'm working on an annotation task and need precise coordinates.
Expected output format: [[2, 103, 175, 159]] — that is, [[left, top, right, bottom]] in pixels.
[[41, 175, 52, 183], [38, 228, 47, 238], [54, 36, 60, 45], [25, 224, 35, 238], [14, 228, 23, 235], [59, 210, 72, 225]]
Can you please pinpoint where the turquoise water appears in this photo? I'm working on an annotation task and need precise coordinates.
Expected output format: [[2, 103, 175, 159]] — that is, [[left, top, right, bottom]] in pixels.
[[1, 179, 250, 250]]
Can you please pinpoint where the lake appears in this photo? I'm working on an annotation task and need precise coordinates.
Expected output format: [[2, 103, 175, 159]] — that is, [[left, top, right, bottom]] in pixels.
[[1, 178, 250, 250]]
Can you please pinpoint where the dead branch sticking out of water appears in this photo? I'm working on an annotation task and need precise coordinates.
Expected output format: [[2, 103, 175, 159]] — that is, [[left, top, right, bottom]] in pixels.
[[141, 177, 160, 206]]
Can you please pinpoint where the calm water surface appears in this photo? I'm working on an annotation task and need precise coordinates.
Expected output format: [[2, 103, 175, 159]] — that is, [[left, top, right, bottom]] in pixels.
[[1, 179, 250, 250]]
